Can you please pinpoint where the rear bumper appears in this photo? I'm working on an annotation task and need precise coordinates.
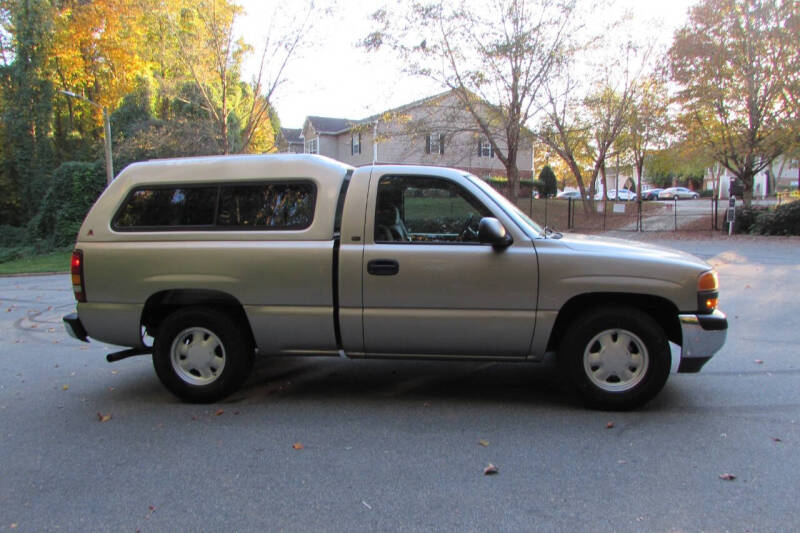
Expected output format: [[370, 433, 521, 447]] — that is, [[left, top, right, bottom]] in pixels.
[[63, 312, 89, 343], [677, 310, 727, 373]]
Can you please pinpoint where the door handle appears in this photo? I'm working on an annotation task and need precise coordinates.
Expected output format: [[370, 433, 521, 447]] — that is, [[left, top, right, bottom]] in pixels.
[[367, 259, 399, 276]]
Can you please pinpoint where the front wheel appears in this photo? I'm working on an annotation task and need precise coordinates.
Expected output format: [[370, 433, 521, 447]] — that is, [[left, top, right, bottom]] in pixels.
[[153, 307, 254, 403], [558, 306, 670, 410]]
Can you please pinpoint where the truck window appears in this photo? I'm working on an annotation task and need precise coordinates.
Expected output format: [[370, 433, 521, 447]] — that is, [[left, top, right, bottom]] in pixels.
[[374, 176, 491, 243], [113, 182, 315, 231], [217, 183, 315, 229], [114, 187, 218, 229]]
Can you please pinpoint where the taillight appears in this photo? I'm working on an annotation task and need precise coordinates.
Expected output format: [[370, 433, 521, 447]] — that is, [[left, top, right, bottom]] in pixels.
[[71, 250, 86, 303]]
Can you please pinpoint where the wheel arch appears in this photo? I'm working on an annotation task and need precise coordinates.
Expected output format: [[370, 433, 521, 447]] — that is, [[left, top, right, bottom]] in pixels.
[[141, 289, 256, 347], [546, 292, 681, 353]]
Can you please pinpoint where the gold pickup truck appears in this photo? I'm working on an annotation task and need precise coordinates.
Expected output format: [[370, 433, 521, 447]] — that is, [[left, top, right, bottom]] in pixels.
[[63, 154, 727, 409]]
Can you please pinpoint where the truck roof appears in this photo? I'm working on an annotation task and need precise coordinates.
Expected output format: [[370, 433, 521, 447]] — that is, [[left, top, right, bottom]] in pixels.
[[115, 153, 354, 186]]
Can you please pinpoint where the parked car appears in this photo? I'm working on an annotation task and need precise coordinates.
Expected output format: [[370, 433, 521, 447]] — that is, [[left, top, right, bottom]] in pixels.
[[658, 187, 699, 200], [556, 190, 582, 200], [595, 189, 635, 201], [642, 188, 663, 200]]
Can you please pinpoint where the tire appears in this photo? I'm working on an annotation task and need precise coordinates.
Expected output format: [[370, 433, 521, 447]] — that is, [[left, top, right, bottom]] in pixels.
[[153, 307, 254, 403], [558, 306, 670, 410]]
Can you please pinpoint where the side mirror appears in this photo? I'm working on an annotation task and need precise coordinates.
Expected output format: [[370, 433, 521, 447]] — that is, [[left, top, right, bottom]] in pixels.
[[478, 217, 512, 248]]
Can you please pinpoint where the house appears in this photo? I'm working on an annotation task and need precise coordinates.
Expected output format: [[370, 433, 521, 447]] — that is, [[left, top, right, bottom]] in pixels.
[[285, 90, 534, 180], [705, 155, 800, 198], [276, 128, 304, 154]]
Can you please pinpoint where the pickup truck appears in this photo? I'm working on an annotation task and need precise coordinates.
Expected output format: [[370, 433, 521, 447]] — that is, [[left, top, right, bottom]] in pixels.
[[63, 154, 727, 409]]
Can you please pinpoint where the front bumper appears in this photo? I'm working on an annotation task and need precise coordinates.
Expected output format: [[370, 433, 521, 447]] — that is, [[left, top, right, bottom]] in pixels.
[[677, 310, 727, 373], [63, 312, 89, 343]]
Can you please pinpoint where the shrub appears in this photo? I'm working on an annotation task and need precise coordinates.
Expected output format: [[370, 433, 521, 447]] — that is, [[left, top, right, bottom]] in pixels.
[[750, 200, 800, 235], [732, 206, 766, 233], [29, 161, 106, 247]]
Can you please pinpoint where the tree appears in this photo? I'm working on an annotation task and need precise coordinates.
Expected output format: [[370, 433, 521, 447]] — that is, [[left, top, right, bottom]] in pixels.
[[669, 0, 800, 204], [538, 164, 557, 196], [163, 0, 313, 154], [537, 47, 641, 212], [0, 0, 55, 225], [363, 0, 576, 197], [621, 74, 669, 200]]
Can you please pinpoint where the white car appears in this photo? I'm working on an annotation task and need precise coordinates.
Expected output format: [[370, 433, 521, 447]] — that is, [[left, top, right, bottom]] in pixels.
[[658, 187, 699, 200], [595, 189, 636, 201]]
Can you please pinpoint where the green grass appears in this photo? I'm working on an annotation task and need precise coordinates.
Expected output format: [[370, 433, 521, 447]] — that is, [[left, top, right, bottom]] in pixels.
[[0, 251, 72, 275]]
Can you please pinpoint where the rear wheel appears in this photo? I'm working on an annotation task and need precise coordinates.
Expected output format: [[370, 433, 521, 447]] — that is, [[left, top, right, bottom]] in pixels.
[[153, 307, 254, 403], [558, 306, 670, 410]]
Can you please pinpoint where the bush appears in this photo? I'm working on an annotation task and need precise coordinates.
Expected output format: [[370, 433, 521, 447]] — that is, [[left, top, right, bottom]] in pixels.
[[750, 200, 800, 235], [732, 206, 766, 233], [700, 190, 715, 198], [29, 161, 106, 247]]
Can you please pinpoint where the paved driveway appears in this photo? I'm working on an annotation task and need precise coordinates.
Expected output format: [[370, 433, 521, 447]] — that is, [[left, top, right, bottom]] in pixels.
[[1, 234, 799, 532]]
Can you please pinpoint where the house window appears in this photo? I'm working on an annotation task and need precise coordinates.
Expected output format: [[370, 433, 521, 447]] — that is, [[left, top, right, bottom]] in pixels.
[[351, 133, 361, 155], [478, 138, 493, 158], [426, 133, 445, 155], [305, 138, 318, 154]]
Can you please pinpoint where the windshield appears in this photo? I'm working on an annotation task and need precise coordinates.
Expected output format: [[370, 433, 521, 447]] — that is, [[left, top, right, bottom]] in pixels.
[[465, 174, 545, 238]]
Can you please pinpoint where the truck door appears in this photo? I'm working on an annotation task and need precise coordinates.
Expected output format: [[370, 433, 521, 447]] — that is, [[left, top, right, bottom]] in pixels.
[[361, 172, 538, 357]]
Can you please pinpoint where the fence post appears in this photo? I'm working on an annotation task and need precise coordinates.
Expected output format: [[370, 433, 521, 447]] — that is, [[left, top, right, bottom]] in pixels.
[[674, 198, 678, 231], [712, 198, 717, 231], [544, 197, 548, 227], [637, 200, 642, 231], [568, 198, 573, 229]]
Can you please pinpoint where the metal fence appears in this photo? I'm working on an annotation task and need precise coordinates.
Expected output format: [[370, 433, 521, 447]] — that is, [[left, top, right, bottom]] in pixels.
[[518, 197, 726, 233]]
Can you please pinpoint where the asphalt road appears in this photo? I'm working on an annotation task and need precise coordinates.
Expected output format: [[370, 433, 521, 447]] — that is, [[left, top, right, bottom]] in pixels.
[[1, 234, 799, 532]]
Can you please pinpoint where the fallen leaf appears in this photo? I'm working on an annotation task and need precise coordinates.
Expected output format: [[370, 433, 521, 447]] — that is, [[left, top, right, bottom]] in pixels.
[[48, 328, 55, 332], [214, 409, 224, 416], [61, 385, 69, 391], [10, 524, 17, 529], [292, 442, 304, 450], [483, 463, 499, 475], [96, 412, 112, 423], [772, 437, 782, 443], [745, 284, 751, 289], [478, 439, 490, 447], [719, 473, 736, 481], [606, 421, 615, 429], [148, 505, 156, 512], [755, 359, 764, 364]]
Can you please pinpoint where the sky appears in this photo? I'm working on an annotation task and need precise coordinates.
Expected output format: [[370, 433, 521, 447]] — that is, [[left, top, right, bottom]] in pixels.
[[235, 0, 697, 129]]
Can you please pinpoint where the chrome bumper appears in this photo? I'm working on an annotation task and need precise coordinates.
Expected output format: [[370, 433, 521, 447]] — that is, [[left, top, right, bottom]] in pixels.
[[677, 310, 727, 373]]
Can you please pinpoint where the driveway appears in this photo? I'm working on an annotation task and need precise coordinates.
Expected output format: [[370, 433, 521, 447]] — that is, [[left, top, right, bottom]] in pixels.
[[1, 234, 799, 532]]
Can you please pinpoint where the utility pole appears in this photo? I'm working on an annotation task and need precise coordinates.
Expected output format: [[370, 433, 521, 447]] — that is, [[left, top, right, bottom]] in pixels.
[[60, 90, 114, 185]]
